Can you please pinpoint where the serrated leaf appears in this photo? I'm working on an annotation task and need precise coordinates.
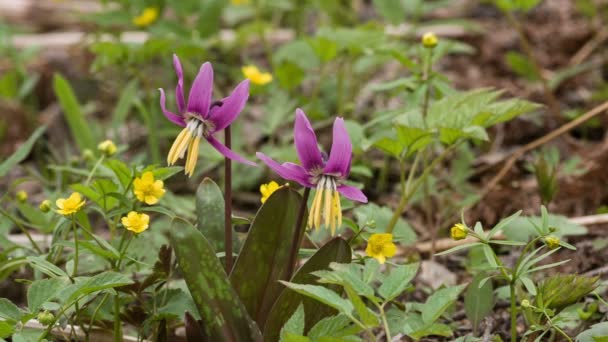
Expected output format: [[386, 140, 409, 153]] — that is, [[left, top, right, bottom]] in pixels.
[[308, 314, 352, 339], [26, 256, 68, 278], [0, 126, 46, 177], [230, 187, 305, 328], [378, 263, 419, 301], [0, 298, 22, 321], [343, 284, 377, 326], [68, 271, 133, 301], [171, 221, 262, 341], [281, 304, 305, 339], [421, 285, 466, 324], [279, 282, 353, 316], [263, 238, 352, 342], [27, 278, 67, 313]]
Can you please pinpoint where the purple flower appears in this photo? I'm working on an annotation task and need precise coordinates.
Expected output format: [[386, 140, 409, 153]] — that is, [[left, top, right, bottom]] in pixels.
[[159, 54, 255, 176], [256, 109, 367, 234]]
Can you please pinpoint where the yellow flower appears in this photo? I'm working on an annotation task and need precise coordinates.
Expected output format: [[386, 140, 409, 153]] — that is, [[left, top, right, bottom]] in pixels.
[[450, 223, 468, 241], [39, 200, 52, 213], [365, 233, 397, 264], [242, 65, 273, 85], [260, 181, 287, 203], [56, 192, 86, 216], [121, 211, 150, 234], [132, 7, 159, 27], [133, 171, 166, 205], [544, 236, 560, 249], [97, 140, 117, 156], [231, 0, 250, 5], [16, 190, 28, 203], [422, 32, 438, 48]]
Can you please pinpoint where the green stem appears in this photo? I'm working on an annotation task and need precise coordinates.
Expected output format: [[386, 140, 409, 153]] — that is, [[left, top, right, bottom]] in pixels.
[[0, 208, 43, 254], [379, 304, 392, 341], [386, 143, 460, 234], [71, 218, 79, 278], [510, 282, 518, 341], [85, 155, 105, 186], [113, 293, 122, 342], [224, 125, 234, 273]]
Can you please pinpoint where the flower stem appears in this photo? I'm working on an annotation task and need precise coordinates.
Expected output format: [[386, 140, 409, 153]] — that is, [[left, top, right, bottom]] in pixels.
[[85, 155, 105, 186], [510, 282, 518, 341], [224, 125, 234, 273], [286, 187, 311, 280], [71, 218, 79, 278]]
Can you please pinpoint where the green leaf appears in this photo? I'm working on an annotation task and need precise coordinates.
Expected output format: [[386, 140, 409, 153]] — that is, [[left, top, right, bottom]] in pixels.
[[281, 304, 306, 339], [171, 221, 262, 341], [520, 275, 537, 295], [68, 271, 133, 301], [343, 284, 378, 326], [487, 210, 522, 239], [576, 322, 608, 342], [0, 298, 22, 321], [434, 242, 483, 256], [197, 0, 225, 38], [279, 282, 353, 316], [53, 74, 96, 151], [482, 244, 498, 268], [502, 214, 587, 242], [26, 256, 68, 278], [195, 178, 226, 252], [230, 187, 305, 328], [464, 273, 494, 333], [110, 79, 138, 130], [0, 126, 46, 177], [421, 285, 466, 324], [373, 0, 405, 24], [308, 314, 357, 339], [354, 203, 416, 244], [0, 320, 14, 339], [505, 51, 540, 81], [27, 278, 67, 313], [263, 238, 352, 342], [104, 159, 132, 189], [378, 263, 419, 301]]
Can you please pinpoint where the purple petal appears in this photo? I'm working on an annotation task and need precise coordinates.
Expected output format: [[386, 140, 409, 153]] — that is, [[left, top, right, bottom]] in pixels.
[[207, 135, 256, 166], [294, 109, 323, 171], [208, 79, 250, 133], [256, 152, 313, 187], [323, 117, 353, 177], [337, 184, 368, 203], [158, 88, 186, 127], [173, 54, 186, 113], [187, 62, 214, 118]]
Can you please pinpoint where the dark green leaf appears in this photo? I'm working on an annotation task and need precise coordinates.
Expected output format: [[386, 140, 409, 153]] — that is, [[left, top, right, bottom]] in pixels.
[[27, 278, 67, 313], [0, 298, 22, 321], [196, 178, 227, 252], [230, 187, 305, 328], [464, 273, 494, 333], [171, 221, 262, 341], [53, 74, 96, 151]]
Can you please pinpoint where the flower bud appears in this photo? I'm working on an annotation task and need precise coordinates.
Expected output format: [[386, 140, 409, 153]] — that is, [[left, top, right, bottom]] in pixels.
[[97, 140, 117, 157], [450, 223, 468, 240], [82, 149, 95, 161], [39, 200, 52, 213], [16, 190, 28, 203], [37, 311, 55, 326], [544, 236, 560, 250], [521, 299, 531, 308], [422, 32, 438, 48]]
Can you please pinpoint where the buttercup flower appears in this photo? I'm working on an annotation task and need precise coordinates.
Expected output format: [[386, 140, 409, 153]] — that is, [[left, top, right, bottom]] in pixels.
[[121, 211, 150, 234], [133, 7, 159, 27], [544, 235, 560, 249], [16, 190, 28, 203], [98, 140, 117, 156], [160, 55, 255, 176], [133, 171, 165, 205], [256, 109, 367, 234], [260, 181, 287, 203], [56, 192, 86, 216], [242, 65, 273, 85], [422, 32, 438, 48], [365, 233, 397, 264], [450, 223, 468, 240]]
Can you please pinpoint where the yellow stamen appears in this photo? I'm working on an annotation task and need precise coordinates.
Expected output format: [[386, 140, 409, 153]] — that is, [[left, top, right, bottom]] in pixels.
[[168, 127, 191, 165], [323, 186, 332, 229], [185, 136, 201, 177], [335, 191, 342, 227], [331, 190, 341, 235], [308, 185, 323, 230]]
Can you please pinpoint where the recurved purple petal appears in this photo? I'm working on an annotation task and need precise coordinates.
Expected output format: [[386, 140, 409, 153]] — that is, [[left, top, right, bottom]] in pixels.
[[187, 62, 214, 118], [323, 117, 352, 177], [208, 79, 250, 133], [207, 135, 256, 166], [159, 88, 186, 127], [256, 152, 313, 187], [337, 184, 368, 203], [173, 54, 186, 113], [294, 109, 323, 171]]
